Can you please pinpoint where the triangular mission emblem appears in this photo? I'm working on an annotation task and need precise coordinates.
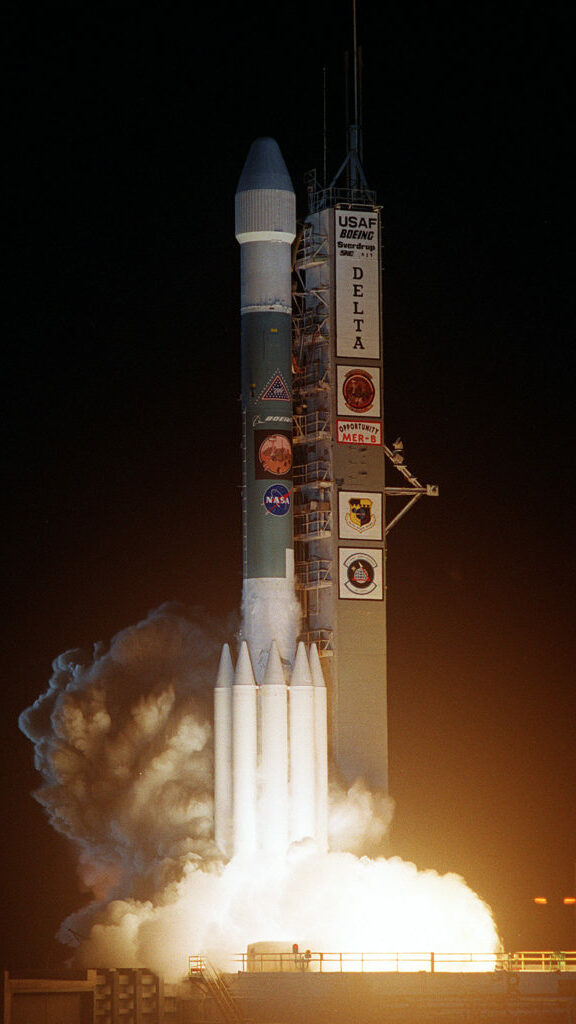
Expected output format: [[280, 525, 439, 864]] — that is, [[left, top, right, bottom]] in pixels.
[[261, 372, 290, 401]]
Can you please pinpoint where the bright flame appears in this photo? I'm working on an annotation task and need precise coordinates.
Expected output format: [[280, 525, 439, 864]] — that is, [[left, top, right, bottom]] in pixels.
[[20, 605, 502, 980], [64, 847, 500, 979]]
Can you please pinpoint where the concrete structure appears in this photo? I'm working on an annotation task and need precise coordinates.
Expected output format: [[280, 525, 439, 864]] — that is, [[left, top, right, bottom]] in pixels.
[[292, 62, 437, 788], [1, 968, 175, 1024], [292, 155, 390, 789], [221, 966, 576, 1024], [5, 962, 575, 1023]]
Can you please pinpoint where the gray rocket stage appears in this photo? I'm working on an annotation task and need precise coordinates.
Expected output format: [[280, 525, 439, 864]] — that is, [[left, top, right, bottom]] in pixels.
[[235, 137, 301, 682]]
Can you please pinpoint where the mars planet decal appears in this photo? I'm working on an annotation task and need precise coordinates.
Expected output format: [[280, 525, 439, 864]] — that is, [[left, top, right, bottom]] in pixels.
[[256, 431, 293, 478]]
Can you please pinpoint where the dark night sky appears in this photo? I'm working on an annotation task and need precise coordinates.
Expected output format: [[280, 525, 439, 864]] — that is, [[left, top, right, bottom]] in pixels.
[[3, 2, 574, 968]]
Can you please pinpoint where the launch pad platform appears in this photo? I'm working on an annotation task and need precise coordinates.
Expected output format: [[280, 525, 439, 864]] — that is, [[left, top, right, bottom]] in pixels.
[[4, 961, 576, 1023], [217, 964, 576, 1024]]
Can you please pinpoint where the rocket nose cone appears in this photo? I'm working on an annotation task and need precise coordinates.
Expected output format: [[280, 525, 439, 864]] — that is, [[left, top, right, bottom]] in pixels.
[[215, 643, 234, 688], [309, 643, 326, 687], [290, 641, 313, 686], [234, 641, 256, 686], [236, 137, 294, 194], [261, 641, 287, 687]]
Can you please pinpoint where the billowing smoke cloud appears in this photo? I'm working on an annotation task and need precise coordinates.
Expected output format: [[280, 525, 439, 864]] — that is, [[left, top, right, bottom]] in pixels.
[[19, 605, 228, 912], [20, 604, 501, 980]]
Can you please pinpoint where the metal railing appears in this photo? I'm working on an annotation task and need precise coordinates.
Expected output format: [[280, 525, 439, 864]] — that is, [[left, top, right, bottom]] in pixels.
[[291, 310, 328, 337], [505, 950, 576, 972], [293, 225, 328, 270], [293, 509, 332, 541], [293, 411, 331, 444], [229, 950, 576, 975], [308, 186, 378, 214], [294, 363, 331, 393], [188, 957, 246, 1024], [293, 459, 332, 488], [295, 559, 332, 589], [297, 629, 334, 656]]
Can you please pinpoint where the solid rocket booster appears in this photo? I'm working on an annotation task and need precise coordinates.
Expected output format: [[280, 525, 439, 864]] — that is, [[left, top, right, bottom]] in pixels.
[[289, 642, 316, 844], [213, 639, 328, 859], [259, 641, 289, 856], [231, 641, 258, 857], [235, 138, 298, 679], [213, 643, 234, 857], [310, 643, 328, 852]]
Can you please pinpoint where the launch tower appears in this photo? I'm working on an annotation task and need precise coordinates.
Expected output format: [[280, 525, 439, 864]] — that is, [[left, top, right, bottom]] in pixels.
[[292, 26, 437, 789]]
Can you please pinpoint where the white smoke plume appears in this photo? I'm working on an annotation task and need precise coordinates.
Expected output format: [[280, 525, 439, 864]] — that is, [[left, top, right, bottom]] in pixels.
[[20, 603, 501, 980], [240, 577, 302, 681], [19, 605, 227, 917]]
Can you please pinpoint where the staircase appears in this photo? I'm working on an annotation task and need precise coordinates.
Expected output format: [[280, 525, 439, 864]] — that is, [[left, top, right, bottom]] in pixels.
[[188, 957, 248, 1024]]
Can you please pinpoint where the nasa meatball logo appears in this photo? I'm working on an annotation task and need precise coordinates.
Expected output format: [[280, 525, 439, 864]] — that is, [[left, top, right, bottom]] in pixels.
[[341, 368, 376, 413], [343, 552, 377, 594], [263, 484, 291, 516]]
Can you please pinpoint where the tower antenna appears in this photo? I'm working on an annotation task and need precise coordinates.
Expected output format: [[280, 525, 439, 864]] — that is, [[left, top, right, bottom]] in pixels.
[[352, 0, 359, 130], [323, 66, 327, 190], [329, 0, 368, 192]]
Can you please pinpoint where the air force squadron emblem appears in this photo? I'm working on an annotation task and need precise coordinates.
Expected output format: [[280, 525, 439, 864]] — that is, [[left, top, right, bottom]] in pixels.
[[343, 552, 377, 594], [345, 496, 376, 533], [339, 547, 383, 600], [338, 490, 382, 541]]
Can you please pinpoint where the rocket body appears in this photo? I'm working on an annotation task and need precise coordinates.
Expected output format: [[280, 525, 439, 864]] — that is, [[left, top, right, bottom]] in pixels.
[[235, 138, 299, 679], [289, 643, 317, 844], [214, 640, 327, 859], [259, 642, 289, 856], [231, 642, 258, 857], [310, 644, 329, 852], [212, 140, 328, 862], [213, 644, 234, 858]]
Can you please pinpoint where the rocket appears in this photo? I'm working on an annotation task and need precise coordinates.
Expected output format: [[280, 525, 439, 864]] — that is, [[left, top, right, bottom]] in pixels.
[[212, 139, 328, 860], [235, 137, 299, 681], [214, 636, 328, 859]]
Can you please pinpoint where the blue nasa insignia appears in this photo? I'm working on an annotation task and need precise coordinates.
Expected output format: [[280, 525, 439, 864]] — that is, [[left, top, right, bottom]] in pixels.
[[263, 484, 291, 516]]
